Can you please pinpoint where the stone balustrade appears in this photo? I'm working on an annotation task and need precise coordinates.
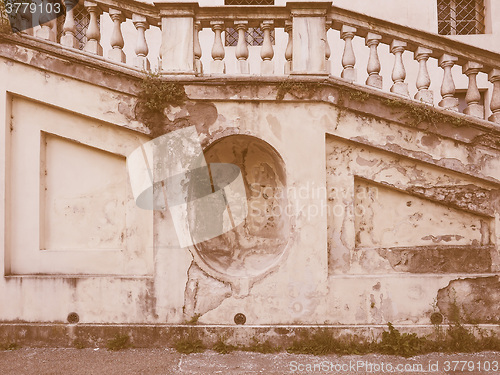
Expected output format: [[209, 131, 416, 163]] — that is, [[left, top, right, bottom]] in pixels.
[[27, 0, 500, 124]]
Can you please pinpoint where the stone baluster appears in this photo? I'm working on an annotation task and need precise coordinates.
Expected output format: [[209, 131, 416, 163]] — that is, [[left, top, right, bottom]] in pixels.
[[210, 21, 225, 74], [341, 25, 356, 82], [234, 21, 249, 74], [132, 14, 150, 70], [438, 54, 459, 110], [84, 1, 102, 55], [365, 32, 382, 89], [414, 47, 433, 104], [324, 20, 332, 75], [194, 21, 203, 74], [60, 0, 78, 48], [488, 69, 500, 123], [284, 20, 293, 74], [260, 20, 274, 75], [462, 62, 484, 118], [108, 9, 126, 63], [390, 40, 409, 96], [36, 0, 56, 42]]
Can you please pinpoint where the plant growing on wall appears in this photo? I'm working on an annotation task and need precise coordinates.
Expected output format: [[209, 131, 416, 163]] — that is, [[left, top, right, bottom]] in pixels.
[[0, 1, 12, 33], [135, 71, 187, 137]]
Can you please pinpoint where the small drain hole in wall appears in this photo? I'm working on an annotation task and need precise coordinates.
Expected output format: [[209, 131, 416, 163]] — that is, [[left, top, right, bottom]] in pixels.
[[430, 312, 443, 325], [234, 313, 246, 325], [67, 312, 80, 324]]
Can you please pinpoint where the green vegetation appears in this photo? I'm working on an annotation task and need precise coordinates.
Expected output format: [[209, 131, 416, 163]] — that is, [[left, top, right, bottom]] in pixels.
[[135, 71, 187, 136], [0, 1, 11, 34], [173, 316, 500, 357], [242, 337, 281, 354], [137, 72, 186, 113], [72, 339, 86, 349], [174, 334, 205, 354], [0, 342, 20, 350], [106, 334, 131, 351], [287, 329, 372, 356], [276, 81, 323, 100], [212, 338, 238, 354], [378, 323, 428, 357], [185, 314, 201, 325], [382, 98, 469, 127]]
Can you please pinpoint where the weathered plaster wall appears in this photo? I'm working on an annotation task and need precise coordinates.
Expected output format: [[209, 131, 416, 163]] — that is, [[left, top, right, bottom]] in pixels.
[[1, 46, 500, 328]]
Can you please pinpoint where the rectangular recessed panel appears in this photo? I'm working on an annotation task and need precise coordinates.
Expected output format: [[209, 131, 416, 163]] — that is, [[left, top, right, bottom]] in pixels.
[[6, 96, 153, 276], [40, 133, 127, 251]]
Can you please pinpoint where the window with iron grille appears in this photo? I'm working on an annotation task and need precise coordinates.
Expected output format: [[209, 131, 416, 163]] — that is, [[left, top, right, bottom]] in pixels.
[[224, 0, 274, 5], [438, 0, 485, 35], [57, 2, 96, 50], [225, 26, 275, 47]]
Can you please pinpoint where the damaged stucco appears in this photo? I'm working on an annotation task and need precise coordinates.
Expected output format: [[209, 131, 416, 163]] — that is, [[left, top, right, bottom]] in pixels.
[[437, 276, 500, 324], [0, 39, 499, 329]]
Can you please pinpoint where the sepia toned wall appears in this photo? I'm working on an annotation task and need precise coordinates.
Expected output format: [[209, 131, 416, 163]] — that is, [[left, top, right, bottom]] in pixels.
[[1, 36, 499, 328]]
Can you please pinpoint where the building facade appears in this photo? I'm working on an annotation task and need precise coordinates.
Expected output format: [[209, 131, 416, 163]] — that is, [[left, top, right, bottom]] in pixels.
[[0, 0, 500, 346]]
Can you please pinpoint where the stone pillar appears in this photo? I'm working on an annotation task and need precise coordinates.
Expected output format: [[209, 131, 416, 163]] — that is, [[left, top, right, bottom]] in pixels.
[[235, 20, 249, 74], [83, 1, 102, 55], [210, 21, 226, 74], [284, 20, 293, 74], [365, 32, 382, 89], [463, 62, 484, 118], [489, 69, 500, 124], [157, 2, 197, 74], [390, 40, 409, 96], [108, 8, 126, 63], [287, 1, 331, 75], [438, 54, 459, 110], [414, 47, 433, 104], [132, 14, 150, 70], [340, 25, 357, 82], [61, 0, 78, 48]]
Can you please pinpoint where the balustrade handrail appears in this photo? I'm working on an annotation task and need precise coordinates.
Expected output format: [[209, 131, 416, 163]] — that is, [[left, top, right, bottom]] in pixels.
[[89, 0, 159, 25], [327, 5, 500, 73], [29, 0, 500, 72], [8, 0, 500, 124], [195, 6, 289, 28]]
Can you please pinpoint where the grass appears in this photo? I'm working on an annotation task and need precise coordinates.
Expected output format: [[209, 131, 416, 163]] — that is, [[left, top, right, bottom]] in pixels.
[[0, 342, 20, 350], [174, 334, 205, 354], [72, 339, 86, 349], [212, 338, 238, 354], [276, 81, 323, 100], [172, 317, 500, 357]]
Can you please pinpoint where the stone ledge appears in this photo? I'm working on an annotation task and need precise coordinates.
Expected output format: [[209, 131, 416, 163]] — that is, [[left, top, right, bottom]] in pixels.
[[1, 323, 500, 348], [1, 33, 499, 150]]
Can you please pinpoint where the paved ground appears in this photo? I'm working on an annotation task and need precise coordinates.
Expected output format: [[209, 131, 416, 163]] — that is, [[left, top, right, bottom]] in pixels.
[[0, 348, 499, 374]]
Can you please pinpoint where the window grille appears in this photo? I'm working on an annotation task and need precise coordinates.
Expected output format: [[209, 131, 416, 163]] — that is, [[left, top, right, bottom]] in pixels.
[[57, 2, 96, 50], [225, 27, 275, 47], [437, 0, 485, 35]]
